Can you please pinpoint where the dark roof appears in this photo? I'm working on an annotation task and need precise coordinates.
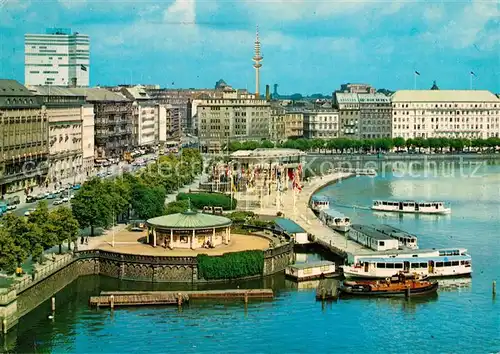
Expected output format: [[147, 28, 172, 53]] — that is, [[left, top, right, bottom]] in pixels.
[[351, 224, 395, 241], [274, 218, 306, 234], [0, 80, 41, 109]]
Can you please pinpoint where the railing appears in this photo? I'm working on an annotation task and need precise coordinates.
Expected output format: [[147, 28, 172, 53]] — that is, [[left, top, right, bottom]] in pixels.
[[76, 249, 197, 265]]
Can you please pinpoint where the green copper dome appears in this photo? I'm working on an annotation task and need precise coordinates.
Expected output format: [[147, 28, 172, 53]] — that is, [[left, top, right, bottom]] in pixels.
[[147, 211, 232, 230]]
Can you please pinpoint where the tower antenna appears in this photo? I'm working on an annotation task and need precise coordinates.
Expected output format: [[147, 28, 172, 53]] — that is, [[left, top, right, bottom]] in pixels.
[[253, 25, 263, 99]]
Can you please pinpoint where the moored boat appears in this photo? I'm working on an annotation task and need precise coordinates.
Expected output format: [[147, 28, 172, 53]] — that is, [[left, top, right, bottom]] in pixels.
[[340, 273, 438, 297], [310, 195, 329, 213], [319, 208, 351, 232], [372, 200, 451, 215]]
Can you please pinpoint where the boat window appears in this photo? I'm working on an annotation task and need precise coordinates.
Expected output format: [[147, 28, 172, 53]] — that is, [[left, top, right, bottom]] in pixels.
[[411, 263, 420, 268], [452, 261, 459, 266], [444, 261, 452, 267], [453, 250, 459, 256], [436, 262, 444, 267], [445, 251, 454, 256], [420, 262, 427, 268], [376, 263, 386, 268], [386, 263, 395, 269], [412, 255, 418, 257], [394, 263, 403, 269], [439, 251, 445, 256], [382, 201, 387, 205], [403, 203, 408, 206], [460, 261, 465, 265], [379, 241, 385, 246]]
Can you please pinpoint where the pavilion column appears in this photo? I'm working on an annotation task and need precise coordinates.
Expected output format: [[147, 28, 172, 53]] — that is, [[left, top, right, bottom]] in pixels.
[[153, 228, 157, 247], [191, 229, 195, 249], [212, 228, 215, 243], [228, 227, 231, 243], [147, 227, 150, 244], [170, 229, 173, 247]]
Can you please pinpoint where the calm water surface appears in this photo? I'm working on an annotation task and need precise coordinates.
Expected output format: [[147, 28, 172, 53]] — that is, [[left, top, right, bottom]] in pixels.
[[5, 163, 500, 353]]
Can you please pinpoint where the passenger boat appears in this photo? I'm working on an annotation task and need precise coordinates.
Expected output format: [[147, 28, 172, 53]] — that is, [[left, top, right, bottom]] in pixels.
[[310, 195, 329, 213], [371, 200, 451, 215], [372, 224, 418, 249], [319, 209, 351, 232], [341, 248, 472, 279], [285, 261, 337, 281], [340, 273, 438, 297]]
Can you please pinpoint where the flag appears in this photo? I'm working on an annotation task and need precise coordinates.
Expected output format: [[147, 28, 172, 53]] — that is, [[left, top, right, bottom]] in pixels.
[[470, 71, 476, 76], [81, 65, 87, 71], [414, 71, 420, 76]]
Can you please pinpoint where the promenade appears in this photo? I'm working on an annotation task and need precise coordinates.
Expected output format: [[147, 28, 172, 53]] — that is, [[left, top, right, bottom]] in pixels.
[[236, 172, 369, 257]]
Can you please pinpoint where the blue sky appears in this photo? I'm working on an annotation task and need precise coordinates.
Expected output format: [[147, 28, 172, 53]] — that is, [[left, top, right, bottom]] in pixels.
[[0, 0, 499, 94]]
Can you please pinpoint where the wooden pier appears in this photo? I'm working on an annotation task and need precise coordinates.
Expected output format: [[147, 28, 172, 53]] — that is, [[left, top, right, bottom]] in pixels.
[[90, 289, 274, 308], [315, 279, 341, 301]]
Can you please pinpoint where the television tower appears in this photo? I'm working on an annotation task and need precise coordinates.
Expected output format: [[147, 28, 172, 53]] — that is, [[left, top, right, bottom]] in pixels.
[[253, 26, 263, 99]]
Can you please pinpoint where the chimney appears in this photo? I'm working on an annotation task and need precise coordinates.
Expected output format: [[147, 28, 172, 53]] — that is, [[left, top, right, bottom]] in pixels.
[[265, 85, 270, 101]]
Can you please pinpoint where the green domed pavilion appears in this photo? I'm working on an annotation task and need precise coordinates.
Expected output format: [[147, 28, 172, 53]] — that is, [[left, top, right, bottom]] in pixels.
[[146, 210, 232, 249]]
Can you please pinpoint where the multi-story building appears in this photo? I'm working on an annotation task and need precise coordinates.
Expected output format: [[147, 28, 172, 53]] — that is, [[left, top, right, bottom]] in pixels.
[[71, 88, 133, 158], [270, 105, 285, 141], [334, 93, 360, 138], [391, 89, 500, 139], [197, 91, 271, 152], [270, 105, 304, 141], [284, 112, 304, 139], [0, 80, 48, 196], [338, 83, 376, 94], [81, 103, 95, 177], [29, 86, 85, 184], [358, 93, 392, 139], [302, 110, 340, 139], [25, 28, 90, 87]]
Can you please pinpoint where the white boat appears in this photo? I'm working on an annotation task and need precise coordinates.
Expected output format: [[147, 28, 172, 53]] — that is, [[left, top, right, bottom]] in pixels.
[[319, 209, 351, 232], [371, 200, 451, 214], [310, 195, 329, 213], [341, 248, 472, 279], [372, 224, 418, 249], [349, 224, 400, 251], [285, 261, 337, 281]]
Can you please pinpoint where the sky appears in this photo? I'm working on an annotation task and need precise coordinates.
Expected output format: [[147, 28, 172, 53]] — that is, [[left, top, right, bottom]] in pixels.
[[0, 0, 499, 95]]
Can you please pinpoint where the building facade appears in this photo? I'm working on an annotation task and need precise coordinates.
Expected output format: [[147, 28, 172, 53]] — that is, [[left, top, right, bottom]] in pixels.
[[81, 104, 95, 177], [25, 28, 90, 87], [391, 90, 500, 139], [335, 93, 360, 138], [303, 110, 340, 139], [338, 83, 376, 94], [284, 112, 304, 139], [0, 80, 48, 196], [358, 93, 392, 139], [197, 92, 271, 152]]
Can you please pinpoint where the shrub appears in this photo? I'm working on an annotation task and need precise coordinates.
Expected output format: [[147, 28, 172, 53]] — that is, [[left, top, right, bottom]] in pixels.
[[177, 192, 237, 210], [227, 211, 255, 224], [164, 200, 190, 215], [197, 250, 264, 280]]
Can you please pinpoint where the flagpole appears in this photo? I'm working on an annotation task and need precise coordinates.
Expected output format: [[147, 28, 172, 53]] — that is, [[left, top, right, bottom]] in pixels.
[[414, 72, 417, 90], [470, 72, 473, 90]]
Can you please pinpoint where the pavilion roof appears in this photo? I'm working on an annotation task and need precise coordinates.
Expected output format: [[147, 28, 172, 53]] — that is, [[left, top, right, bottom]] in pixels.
[[147, 211, 232, 230]]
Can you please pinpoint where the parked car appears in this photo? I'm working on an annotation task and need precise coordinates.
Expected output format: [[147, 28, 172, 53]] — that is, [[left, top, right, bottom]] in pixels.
[[72, 184, 81, 190], [46, 193, 56, 199], [61, 197, 69, 203], [26, 195, 36, 203], [24, 208, 36, 217], [7, 205, 17, 211], [36, 193, 46, 200], [53, 199, 64, 205]]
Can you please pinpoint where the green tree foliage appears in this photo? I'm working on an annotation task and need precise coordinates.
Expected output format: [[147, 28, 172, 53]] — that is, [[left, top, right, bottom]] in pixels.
[[49, 206, 80, 254], [164, 200, 190, 215], [0, 228, 26, 274], [197, 250, 264, 280], [226, 211, 255, 225], [177, 192, 237, 210], [131, 184, 166, 219], [71, 178, 112, 236]]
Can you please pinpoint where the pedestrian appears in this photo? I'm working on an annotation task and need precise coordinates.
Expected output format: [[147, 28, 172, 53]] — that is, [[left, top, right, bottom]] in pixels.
[[85, 237, 89, 245], [80, 236, 84, 245]]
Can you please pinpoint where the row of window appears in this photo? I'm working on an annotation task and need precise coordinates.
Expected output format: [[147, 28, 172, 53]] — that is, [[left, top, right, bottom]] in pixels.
[[394, 103, 498, 108]]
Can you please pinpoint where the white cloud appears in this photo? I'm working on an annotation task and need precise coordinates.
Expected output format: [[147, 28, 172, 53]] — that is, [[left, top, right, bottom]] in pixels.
[[163, 0, 196, 23]]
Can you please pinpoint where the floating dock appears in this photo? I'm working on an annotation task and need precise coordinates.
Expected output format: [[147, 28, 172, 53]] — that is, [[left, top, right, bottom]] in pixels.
[[90, 289, 274, 308]]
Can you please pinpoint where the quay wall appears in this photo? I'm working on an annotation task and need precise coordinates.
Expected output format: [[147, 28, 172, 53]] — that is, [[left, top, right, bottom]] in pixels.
[[306, 153, 500, 162], [0, 242, 293, 333]]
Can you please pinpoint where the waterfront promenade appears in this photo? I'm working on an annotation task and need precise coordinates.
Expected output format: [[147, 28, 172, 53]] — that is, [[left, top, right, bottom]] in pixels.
[[236, 172, 369, 257]]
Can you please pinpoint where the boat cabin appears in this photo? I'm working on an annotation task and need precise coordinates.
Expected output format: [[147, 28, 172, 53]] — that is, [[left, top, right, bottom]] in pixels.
[[285, 261, 336, 281], [320, 209, 351, 232], [372, 200, 451, 214], [372, 224, 418, 249], [274, 217, 308, 244], [348, 224, 399, 251], [310, 195, 329, 212]]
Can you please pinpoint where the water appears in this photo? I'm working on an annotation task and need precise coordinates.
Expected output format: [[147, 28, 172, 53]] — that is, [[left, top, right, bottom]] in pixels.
[[5, 163, 500, 353]]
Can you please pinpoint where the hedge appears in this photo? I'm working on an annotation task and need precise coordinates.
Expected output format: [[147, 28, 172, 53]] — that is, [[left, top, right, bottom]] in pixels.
[[197, 250, 264, 280], [177, 192, 237, 210]]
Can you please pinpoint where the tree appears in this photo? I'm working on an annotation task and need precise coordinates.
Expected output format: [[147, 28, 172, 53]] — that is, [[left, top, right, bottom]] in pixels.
[[0, 228, 26, 274], [49, 206, 80, 253], [130, 184, 166, 219], [164, 200, 190, 215], [27, 201, 56, 250], [72, 178, 112, 236], [393, 137, 405, 150]]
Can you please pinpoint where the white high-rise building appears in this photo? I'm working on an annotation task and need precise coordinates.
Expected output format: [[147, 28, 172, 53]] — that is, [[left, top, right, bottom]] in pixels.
[[25, 28, 90, 87]]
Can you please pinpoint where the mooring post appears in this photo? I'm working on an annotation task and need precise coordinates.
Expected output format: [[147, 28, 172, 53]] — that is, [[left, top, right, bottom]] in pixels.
[[405, 286, 411, 299], [110, 295, 114, 309], [244, 292, 249, 304], [51, 297, 56, 312], [321, 287, 326, 301], [493, 281, 496, 297], [2, 319, 7, 334], [177, 293, 182, 307]]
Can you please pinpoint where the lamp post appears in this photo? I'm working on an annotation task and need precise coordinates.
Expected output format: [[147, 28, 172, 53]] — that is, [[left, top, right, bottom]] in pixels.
[[112, 209, 115, 248]]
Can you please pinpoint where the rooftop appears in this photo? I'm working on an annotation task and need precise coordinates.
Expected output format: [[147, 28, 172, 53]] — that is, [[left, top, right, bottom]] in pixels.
[[274, 218, 306, 234], [147, 211, 232, 230], [350, 224, 395, 241], [371, 224, 417, 240], [70, 88, 130, 102], [289, 261, 334, 270], [28, 85, 85, 97], [321, 209, 349, 219], [0, 80, 41, 109], [392, 90, 500, 102]]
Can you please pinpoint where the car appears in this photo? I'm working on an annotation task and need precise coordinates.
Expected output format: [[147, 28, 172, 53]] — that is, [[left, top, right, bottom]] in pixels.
[[6, 205, 17, 211], [24, 208, 36, 217], [72, 184, 81, 190], [69, 194, 75, 200], [46, 193, 56, 199], [26, 195, 36, 203], [53, 199, 64, 205], [61, 197, 69, 203]]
